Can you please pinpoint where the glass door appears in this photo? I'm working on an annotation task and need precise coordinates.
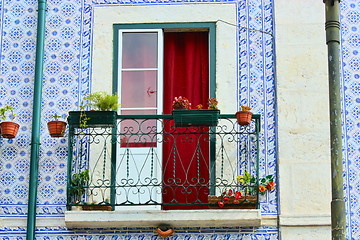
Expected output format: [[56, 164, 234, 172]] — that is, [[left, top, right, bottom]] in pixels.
[[116, 30, 163, 209]]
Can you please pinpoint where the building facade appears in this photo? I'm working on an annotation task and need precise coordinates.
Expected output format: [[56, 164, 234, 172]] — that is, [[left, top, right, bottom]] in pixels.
[[0, 0, 359, 239]]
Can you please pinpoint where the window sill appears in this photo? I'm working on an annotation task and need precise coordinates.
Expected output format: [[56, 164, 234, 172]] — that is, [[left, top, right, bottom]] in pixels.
[[65, 209, 261, 228]]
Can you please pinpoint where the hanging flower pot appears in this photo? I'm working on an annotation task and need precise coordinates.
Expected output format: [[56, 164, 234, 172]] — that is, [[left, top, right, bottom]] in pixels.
[[172, 109, 220, 127], [0, 105, 19, 139], [235, 106, 252, 126], [0, 122, 20, 139], [47, 120, 67, 137], [68, 111, 117, 128], [156, 224, 174, 238], [171, 96, 220, 127]]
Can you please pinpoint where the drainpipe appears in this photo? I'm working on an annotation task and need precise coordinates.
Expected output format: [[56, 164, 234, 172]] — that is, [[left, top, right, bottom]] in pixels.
[[26, 0, 47, 240], [323, 0, 346, 239]]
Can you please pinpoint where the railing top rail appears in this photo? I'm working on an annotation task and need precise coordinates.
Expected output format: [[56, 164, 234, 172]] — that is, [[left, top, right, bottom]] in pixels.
[[115, 113, 261, 132], [115, 113, 261, 120]]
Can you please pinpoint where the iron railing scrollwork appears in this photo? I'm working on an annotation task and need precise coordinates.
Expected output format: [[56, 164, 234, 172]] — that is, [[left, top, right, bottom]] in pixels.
[[66, 114, 260, 210]]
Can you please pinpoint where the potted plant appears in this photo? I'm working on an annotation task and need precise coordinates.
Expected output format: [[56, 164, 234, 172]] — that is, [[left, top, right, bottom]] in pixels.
[[172, 96, 220, 127], [208, 170, 257, 209], [208, 189, 255, 209], [47, 114, 67, 137], [235, 105, 252, 126], [69, 169, 90, 209], [68, 92, 119, 128], [0, 105, 19, 139], [258, 174, 275, 195], [208, 170, 275, 209]]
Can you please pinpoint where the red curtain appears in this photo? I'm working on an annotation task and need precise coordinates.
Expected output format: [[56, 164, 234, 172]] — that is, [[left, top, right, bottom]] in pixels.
[[163, 32, 209, 209]]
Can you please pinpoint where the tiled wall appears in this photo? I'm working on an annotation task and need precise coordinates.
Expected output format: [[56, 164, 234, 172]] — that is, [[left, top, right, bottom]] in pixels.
[[340, 1, 360, 239], [4, 0, 359, 239]]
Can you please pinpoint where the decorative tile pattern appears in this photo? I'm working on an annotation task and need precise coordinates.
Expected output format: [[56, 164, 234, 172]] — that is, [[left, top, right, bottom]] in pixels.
[[0, 0, 320, 238], [340, 1, 360, 239], [0, 0, 277, 218], [0, 227, 279, 239], [237, 0, 277, 214], [0, 0, 81, 216]]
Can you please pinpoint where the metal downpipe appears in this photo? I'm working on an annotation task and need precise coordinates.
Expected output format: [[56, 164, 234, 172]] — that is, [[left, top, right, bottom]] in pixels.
[[26, 0, 47, 239], [323, 0, 346, 239]]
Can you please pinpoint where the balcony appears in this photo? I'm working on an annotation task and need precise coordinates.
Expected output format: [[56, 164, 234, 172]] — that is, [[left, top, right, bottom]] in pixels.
[[65, 113, 262, 228]]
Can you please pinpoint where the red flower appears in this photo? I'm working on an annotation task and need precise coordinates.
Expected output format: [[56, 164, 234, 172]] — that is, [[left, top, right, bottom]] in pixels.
[[223, 197, 230, 203], [235, 191, 242, 199], [228, 189, 233, 196], [233, 200, 239, 203], [259, 185, 267, 193], [266, 181, 275, 190], [218, 202, 224, 208], [172, 96, 191, 109]]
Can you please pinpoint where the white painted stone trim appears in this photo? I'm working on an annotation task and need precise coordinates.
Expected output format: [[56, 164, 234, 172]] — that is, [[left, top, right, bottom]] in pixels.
[[64, 209, 261, 228], [92, 3, 238, 114], [0, 217, 66, 228], [279, 215, 331, 227]]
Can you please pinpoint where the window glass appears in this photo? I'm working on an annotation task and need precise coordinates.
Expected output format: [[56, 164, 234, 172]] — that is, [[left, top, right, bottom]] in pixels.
[[121, 71, 157, 108], [122, 32, 158, 68]]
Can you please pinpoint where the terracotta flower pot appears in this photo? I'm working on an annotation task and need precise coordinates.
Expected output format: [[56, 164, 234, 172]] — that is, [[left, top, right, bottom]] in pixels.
[[235, 111, 253, 126], [47, 120, 67, 137], [0, 122, 20, 139], [208, 195, 257, 209], [156, 225, 174, 238]]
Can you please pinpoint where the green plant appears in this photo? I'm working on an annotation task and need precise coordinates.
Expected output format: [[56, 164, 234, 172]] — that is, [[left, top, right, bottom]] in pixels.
[[237, 170, 275, 195], [208, 98, 218, 109], [237, 170, 256, 196], [52, 113, 62, 121], [69, 169, 90, 203], [241, 105, 252, 111], [258, 174, 275, 195], [83, 92, 119, 111], [79, 106, 90, 128], [0, 105, 16, 121]]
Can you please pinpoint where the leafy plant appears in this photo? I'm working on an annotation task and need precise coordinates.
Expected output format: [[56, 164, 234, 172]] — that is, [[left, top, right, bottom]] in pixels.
[[0, 105, 16, 121], [208, 98, 218, 109], [258, 174, 275, 195], [52, 113, 62, 121], [83, 92, 119, 111], [172, 96, 191, 110], [172, 96, 219, 110], [237, 170, 256, 196], [241, 105, 252, 111], [79, 106, 90, 128], [69, 169, 90, 203]]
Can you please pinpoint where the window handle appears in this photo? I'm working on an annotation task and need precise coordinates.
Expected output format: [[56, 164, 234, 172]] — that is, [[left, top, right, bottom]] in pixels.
[[147, 87, 157, 96]]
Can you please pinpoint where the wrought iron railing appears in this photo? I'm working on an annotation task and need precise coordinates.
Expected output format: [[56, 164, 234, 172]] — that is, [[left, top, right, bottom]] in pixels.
[[66, 113, 260, 210]]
